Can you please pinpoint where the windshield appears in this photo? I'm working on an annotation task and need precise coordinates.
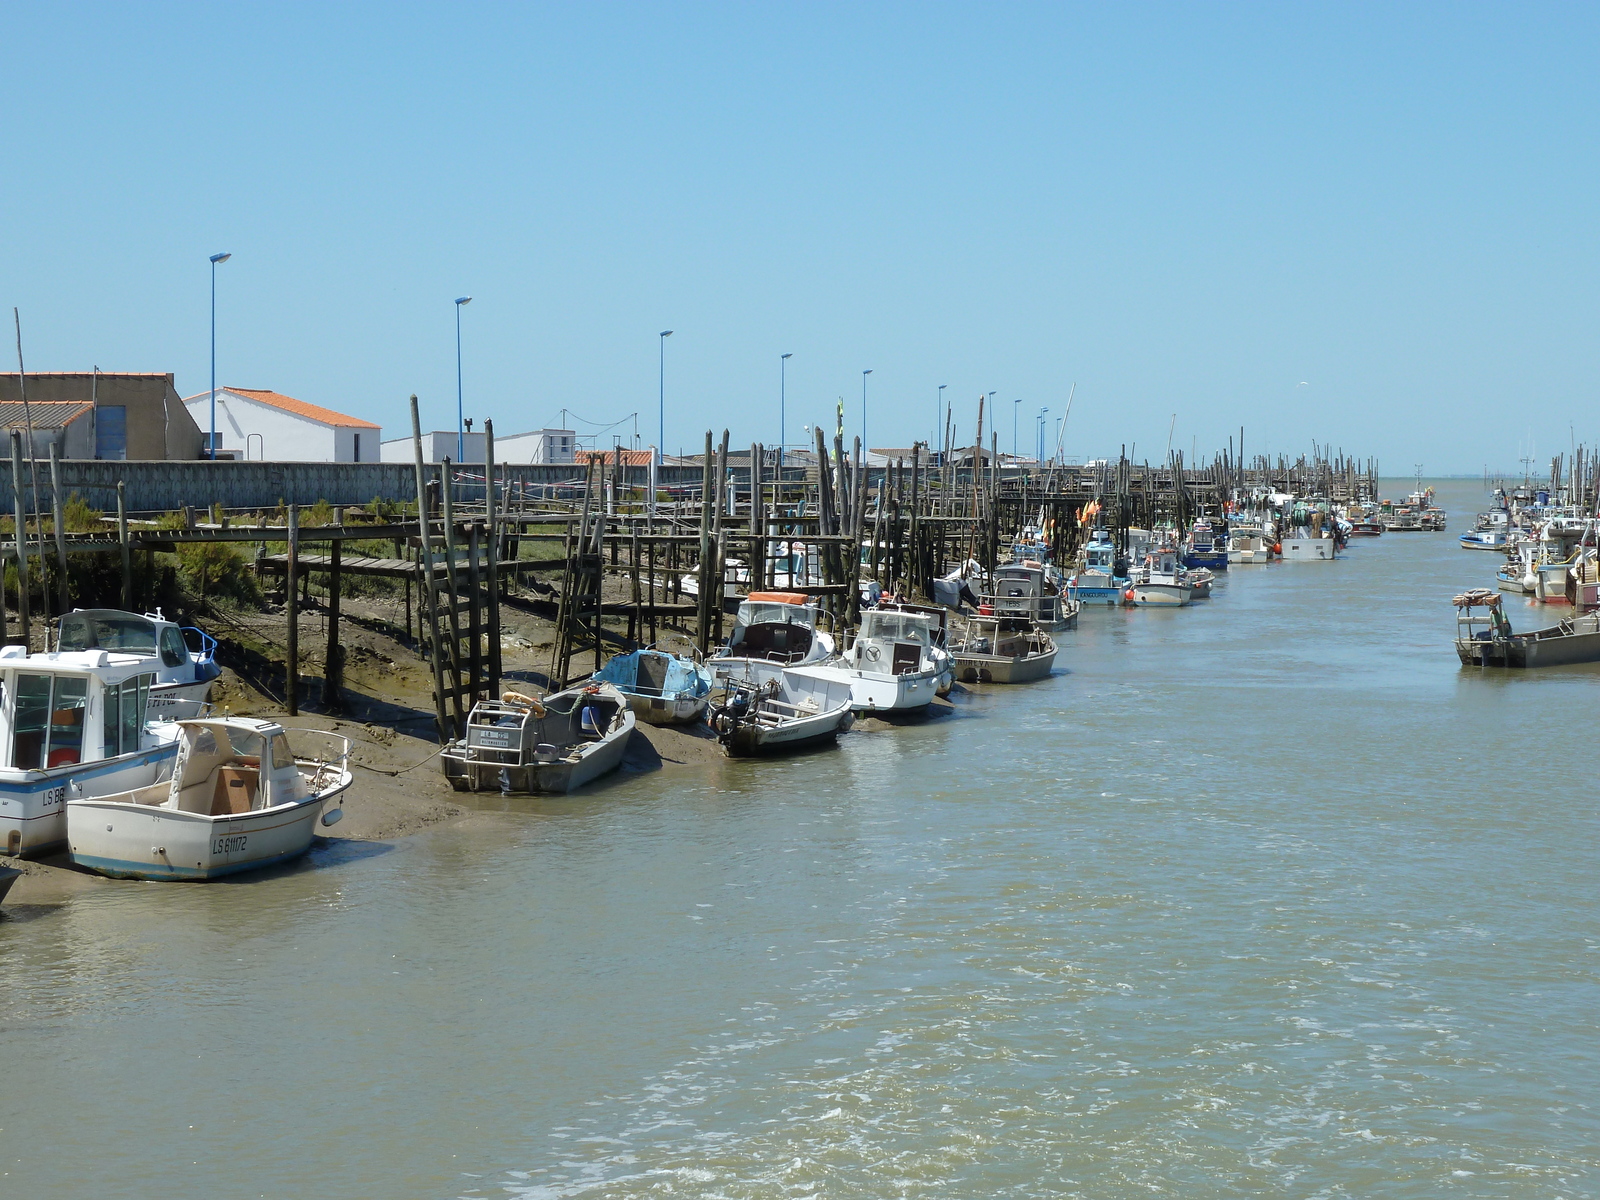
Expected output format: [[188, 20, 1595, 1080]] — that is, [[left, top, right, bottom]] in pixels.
[[57, 612, 158, 656], [735, 602, 816, 629]]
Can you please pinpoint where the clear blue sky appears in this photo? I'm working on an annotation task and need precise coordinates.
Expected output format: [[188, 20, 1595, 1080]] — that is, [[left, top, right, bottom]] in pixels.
[[4, 3, 1596, 473]]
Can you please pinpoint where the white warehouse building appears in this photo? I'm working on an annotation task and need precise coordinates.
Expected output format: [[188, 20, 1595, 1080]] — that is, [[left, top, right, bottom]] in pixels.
[[181, 387, 381, 461], [380, 427, 575, 465]]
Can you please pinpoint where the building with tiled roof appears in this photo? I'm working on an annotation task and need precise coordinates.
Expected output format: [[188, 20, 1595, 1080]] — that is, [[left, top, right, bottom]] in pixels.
[[181, 387, 382, 462], [0, 372, 204, 459]]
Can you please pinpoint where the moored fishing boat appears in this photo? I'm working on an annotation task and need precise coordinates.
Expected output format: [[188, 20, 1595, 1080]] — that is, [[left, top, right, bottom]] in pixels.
[[984, 563, 1077, 628], [1182, 516, 1230, 570], [593, 645, 713, 725], [441, 682, 635, 794], [0, 647, 183, 857], [1454, 589, 1600, 668], [1459, 530, 1507, 551], [1066, 530, 1128, 605], [706, 660, 854, 755], [786, 607, 951, 714], [948, 615, 1057, 683], [1124, 543, 1195, 606], [708, 592, 836, 668], [65, 719, 350, 880]]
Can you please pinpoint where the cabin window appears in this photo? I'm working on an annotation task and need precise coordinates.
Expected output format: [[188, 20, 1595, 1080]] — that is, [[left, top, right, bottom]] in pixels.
[[48, 678, 87, 767], [159, 627, 187, 668], [118, 674, 150, 754], [102, 680, 120, 757], [12, 674, 52, 770], [270, 735, 294, 771]]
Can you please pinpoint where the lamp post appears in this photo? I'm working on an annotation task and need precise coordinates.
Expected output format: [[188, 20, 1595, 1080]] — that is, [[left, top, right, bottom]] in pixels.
[[208, 252, 231, 459], [937, 384, 947, 456], [1013, 397, 1022, 462], [861, 370, 872, 450], [454, 296, 472, 461], [1037, 407, 1049, 466], [658, 330, 673, 464], [780, 353, 792, 474]]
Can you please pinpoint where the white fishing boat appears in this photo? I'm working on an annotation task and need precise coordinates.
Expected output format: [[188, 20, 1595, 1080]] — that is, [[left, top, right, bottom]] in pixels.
[[65, 719, 350, 880], [1227, 527, 1274, 563], [948, 615, 1057, 683], [441, 682, 635, 794], [0, 647, 183, 857], [1125, 544, 1195, 607], [1459, 530, 1507, 551], [786, 607, 951, 714], [709, 592, 837, 668], [706, 660, 854, 756], [1067, 530, 1129, 605], [56, 609, 221, 719]]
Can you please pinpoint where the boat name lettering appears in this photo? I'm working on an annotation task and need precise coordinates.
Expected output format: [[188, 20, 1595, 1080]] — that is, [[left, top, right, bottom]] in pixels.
[[211, 834, 248, 855]]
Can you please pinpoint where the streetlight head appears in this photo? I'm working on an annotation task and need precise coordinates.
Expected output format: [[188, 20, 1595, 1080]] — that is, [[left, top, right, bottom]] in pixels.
[[456, 296, 472, 306], [782, 352, 792, 360], [863, 369, 872, 376], [660, 330, 673, 338], [210, 252, 231, 264]]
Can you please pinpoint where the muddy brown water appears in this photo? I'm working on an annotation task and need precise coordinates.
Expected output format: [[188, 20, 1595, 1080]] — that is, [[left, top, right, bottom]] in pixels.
[[1, 480, 1595, 1198]]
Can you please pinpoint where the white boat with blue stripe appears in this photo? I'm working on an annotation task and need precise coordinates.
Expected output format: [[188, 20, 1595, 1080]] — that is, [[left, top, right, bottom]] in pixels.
[[0, 646, 182, 857]]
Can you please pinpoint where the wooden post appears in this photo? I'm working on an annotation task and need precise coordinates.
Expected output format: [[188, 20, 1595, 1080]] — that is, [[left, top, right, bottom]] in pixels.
[[695, 431, 714, 654], [909, 443, 922, 598], [324, 536, 343, 712], [410, 395, 449, 742], [439, 457, 466, 732], [468, 520, 484, 700], [286, 503, 300, 716], [9, 431, 28, 649], [48, 442, 68, 618], [484, 418, 501, 700], [749, 442, 763, 598], [117, 480, 131, 610]]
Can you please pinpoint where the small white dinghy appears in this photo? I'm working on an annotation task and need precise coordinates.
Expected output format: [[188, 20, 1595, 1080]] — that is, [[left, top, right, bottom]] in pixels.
[[707, 661, 854, 756], [66, 719, 351, 880]]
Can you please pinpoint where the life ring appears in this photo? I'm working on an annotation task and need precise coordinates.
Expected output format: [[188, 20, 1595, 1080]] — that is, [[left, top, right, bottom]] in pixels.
[[501, 690, 548, 717]]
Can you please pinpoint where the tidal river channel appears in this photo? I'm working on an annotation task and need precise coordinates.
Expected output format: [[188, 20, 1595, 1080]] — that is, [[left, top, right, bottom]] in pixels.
[[2, 479, 1595, 1199]]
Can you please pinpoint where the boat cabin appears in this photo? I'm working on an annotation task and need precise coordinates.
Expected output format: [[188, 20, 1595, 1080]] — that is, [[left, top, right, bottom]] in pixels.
[[0, 648, 161, 773], [725, 592, 822, 663], [163, 720, 304, 815], [57, 608, 218, 688], [853, 609, 940, 675]]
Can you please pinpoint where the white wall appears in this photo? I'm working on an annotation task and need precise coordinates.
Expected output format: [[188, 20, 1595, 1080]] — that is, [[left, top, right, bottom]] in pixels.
[[182, 392, 379, 462], [379, 430, 485, 463]]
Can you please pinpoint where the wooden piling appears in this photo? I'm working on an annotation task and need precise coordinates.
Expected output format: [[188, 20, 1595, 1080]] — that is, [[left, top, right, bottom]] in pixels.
[[286, 503, 299, 716], [324, 535, 342, 713], [11, 431, 29, 649], [117, 481, 131, 610]]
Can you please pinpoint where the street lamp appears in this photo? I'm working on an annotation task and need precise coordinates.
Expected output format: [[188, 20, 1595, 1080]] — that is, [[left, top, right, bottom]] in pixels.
[[208, 252, 231, 459], [937, 384, 947, 455], [780, 353, 792, 474], [862, 370, 872, 450], [1013, 397, 1022, 462], [454, 296, 472, 461], [658, 331, 674, 464], [1037, 406, 1049, 466]]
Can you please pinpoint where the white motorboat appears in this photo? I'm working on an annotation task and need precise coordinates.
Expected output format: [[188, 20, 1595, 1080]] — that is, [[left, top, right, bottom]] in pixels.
[[56, 609, 221, 719], [65, 719, 350, 880], [1459, 530, 1507, 551], [708, 592, 837, 669], [949, 615, 1057, 683], [707, 660, 854, 756], [1227, 528, 1274, 563], [786, 607, 951, 714], [441, 682, 635, 794], [0, 647, 183, 857], [1125, 544, 1195, 607]]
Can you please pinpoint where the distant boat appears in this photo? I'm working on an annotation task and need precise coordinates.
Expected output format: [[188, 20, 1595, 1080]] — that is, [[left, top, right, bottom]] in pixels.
[[441, 683, 635, 794], [65, 718, 350, 880], [984, 563, 1078, 628], [707, 660, 854, 756], [1459, 530, 1507, 551], [593, 646, 713, 726], [1455, 589, 1600, 668], [1125, 543, 1195, 606], [1182, 517, 1230, 570], [1067, 530, 1129, 604]]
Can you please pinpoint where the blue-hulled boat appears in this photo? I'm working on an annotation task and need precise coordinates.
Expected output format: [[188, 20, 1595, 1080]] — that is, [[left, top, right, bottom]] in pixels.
[[1182, 517, 1230, 570], [593, 646, 714, 726], [1066, 530, 1129, 606]]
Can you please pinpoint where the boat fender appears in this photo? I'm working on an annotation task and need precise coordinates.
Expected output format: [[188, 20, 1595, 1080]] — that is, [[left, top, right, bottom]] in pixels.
[[1123, 589, 1137, 602], [501, 690, 548, 717], [321, 808, 344, 828], [1272, 543, 1282, 554]]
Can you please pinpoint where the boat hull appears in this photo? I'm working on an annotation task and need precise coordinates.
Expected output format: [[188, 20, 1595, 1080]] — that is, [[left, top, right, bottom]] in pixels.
[[724, 707, 851, 755], [787, 663, 940, 714], [1282, 537, 1336, 560], [147, 678, 214, 720], [1069, 583, 1126, 606], [622, 692, 709, 726], [66, 788, 343, 880], [0, 741, 181, 858], [1127, 583, 1191, 607], [1457, 627, 1600, 668], [952, 646, 1056, 683]]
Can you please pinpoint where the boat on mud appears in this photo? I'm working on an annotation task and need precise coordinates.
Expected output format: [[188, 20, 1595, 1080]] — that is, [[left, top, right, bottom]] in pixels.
[[593, 645, 713, 726], [706, 660, 854, 756], [441, 682, 635, 794], [56, 609, 221, 719], [65, 719, 350, 880]]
